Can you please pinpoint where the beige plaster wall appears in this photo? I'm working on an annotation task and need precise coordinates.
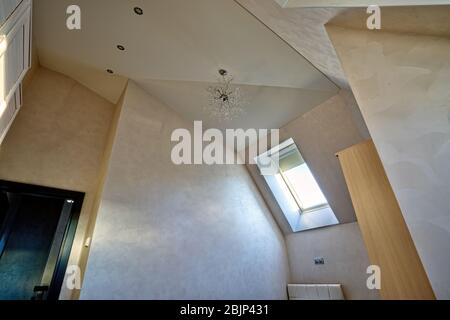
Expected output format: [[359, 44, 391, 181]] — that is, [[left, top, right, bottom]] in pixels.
[[327, 26, 450, 299], [281, 91, 378, 299], [248, 90, 370, 232], [0, 67, 116, 299], [80, 81, 290, 299], [69, 85, 126, 300], [280, 90, 369, 224], [287, 222, 379, 300], [246, 90, 376, 299]]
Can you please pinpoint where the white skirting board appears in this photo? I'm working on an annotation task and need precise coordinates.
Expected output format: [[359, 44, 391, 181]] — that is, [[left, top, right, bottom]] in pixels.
[[288, 284, 345, 300]]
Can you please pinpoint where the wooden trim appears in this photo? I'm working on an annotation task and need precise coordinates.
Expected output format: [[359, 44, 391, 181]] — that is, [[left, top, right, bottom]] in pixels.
[[337, 140, 435, 300]]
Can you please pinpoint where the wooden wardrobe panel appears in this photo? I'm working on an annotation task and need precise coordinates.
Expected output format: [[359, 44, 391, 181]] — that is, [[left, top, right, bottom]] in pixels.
[[337, 140, 435, 300]]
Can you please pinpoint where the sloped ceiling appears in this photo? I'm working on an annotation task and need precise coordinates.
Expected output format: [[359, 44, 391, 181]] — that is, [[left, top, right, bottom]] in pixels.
[[328, 5, 450, 37], [237, 1, 450, 90], [236, 0, 348, 87], [275, 0, 450, 7], [33, 0, 339, 129], [136, 79, 333, 130]]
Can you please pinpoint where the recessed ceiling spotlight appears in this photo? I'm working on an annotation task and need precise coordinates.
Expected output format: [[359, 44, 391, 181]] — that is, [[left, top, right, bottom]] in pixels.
[[134, 7, 143, 15], [106, 69, 114, 74], [117, 45, 125, 51]]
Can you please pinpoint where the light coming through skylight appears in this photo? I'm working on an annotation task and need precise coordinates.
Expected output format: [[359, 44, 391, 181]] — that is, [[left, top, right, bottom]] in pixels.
[[281, 163, 328, 211]]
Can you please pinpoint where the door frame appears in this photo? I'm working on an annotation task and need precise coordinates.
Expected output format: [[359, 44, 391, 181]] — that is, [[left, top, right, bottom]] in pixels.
[[0, 180, 84, 300]]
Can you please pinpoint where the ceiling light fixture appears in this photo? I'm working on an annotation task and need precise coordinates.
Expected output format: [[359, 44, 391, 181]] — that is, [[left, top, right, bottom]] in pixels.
[[134, 7, 143, 15], [205, 69, 245, 121]]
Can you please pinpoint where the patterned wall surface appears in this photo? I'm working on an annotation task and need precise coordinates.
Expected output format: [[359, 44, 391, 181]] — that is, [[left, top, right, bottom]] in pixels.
[[328, 26, 450, 299], [81, 82, 290, 299]]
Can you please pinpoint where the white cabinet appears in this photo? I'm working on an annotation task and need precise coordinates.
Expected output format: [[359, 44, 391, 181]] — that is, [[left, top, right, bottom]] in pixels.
[[1, 0, 31, 105], [0, 0, 31, 145], [0, 84, 21, 144]]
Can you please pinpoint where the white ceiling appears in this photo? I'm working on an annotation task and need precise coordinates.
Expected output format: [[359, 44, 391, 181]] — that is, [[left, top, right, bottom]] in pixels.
[[136, 79, 334, 130], [33, 0, 339, 129]]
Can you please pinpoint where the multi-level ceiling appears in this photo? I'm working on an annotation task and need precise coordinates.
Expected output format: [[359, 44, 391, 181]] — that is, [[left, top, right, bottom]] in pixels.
[[237, 0, 450, 89], [33, 0, 339, 130], [33, 0, 450, 129]]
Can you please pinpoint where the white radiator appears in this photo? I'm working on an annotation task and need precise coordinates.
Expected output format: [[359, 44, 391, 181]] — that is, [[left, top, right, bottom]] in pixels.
[[288, 284, 345, 300]]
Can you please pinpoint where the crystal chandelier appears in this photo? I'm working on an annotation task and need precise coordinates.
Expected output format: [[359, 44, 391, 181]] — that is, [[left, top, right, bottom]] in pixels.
[[205, 69, 245, 121]]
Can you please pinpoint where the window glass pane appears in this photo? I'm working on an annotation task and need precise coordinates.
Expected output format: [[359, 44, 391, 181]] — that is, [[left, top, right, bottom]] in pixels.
[[283, 163, 328, 210], [274, 173, 299, 212]]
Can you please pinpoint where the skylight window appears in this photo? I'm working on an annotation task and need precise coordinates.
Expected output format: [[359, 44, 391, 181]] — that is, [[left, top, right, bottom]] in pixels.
[[256, 138, 330, 214], [283, 165, 328, 210], [255, 138, 338, 232], [255, 139, 339, 232], [277, 144, 328, 212]]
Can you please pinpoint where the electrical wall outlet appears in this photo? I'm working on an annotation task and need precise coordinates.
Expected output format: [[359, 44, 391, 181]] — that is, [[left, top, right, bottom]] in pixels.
[[314, 257, 325, 265]]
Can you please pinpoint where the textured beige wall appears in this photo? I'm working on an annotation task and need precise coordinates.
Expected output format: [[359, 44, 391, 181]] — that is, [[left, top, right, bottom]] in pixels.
[[287, 222, 379, 300], [0, 67, 116, 298], [328, 26, 450, 299], [281, 90, 369, 224], [69, 85, 126, 300], [247, 90, 375, 299], [248, 90, 370, 232], [80, 81, 290, 299]]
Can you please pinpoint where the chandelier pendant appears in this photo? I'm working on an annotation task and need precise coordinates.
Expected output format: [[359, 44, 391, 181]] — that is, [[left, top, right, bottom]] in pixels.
[[205, 69, 245, 121]]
